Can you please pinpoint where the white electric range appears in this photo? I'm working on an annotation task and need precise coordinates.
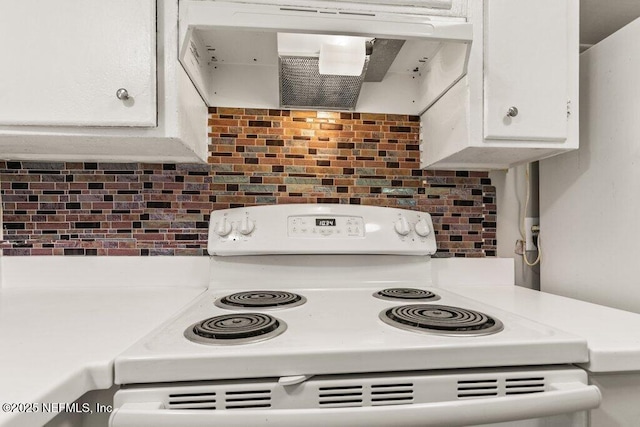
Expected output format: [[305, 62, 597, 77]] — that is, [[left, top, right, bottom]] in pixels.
[[110, 204, 601, 427]]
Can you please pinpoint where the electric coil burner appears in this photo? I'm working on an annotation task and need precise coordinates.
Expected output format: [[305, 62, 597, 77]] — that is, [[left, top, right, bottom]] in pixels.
[[184, 313, 287, 345], [215, 290, 306, 310], [374, 287, 440, 301], [380, 304, 504, 336]]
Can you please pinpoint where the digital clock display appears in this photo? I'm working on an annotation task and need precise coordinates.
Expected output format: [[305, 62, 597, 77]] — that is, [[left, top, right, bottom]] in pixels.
[[316, 218, 336, 227]]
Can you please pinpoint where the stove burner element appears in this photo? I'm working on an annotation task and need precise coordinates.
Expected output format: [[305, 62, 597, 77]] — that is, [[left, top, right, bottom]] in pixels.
[[374, 288, 440, 301], [215, 291, 306, 310], [380, 304, 504, 336], [185, 313, 287, 345]]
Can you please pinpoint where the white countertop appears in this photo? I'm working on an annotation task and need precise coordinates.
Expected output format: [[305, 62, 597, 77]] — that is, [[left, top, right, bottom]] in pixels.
[[0, 287, 204, 427], [0, 256, 209, 427], [447, 285, 640, 373], [0, 257, 208, 427]]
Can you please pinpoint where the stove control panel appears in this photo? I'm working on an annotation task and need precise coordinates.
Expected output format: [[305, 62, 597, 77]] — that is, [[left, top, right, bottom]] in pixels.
[[208, 204, 437, 256], [288, 215, 364, 238], [210, 211, 256, 242]]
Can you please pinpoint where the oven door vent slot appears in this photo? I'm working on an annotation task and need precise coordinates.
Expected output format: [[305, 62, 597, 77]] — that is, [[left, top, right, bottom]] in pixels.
[[318, 385, 364, 408], [224, 390, 272, 409], [505, 377, 546, 395], [370, 383, 414, 406], [167, 392, 217, 410], [457, 376, 547, 399], [317, 383, 414, 407], [166, 388, 273, 410], [457, 378, 498, 399]]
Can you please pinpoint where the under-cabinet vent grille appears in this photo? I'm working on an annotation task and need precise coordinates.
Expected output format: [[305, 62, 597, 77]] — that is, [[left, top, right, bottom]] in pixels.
[[168, 392, 217, 410], [371, 383, 414, 406], [279, 7, 376, 16], [318, 385, 364, 408], [457, 376, 546, 399]]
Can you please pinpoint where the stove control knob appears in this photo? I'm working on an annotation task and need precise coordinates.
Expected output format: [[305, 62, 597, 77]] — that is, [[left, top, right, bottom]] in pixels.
[[415, 218, 431, 237], [215, 217, 232, 236], [394, 216, 411, 236], [239, 217, 255, 235]]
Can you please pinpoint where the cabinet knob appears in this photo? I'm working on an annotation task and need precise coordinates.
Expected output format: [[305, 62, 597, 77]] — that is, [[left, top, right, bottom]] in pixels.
[[506, 106, 519, 117], [116, 88, 130, 100]]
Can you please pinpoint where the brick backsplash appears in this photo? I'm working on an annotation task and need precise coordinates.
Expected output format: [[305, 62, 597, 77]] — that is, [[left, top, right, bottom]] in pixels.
[[0, 108, 496, 256]]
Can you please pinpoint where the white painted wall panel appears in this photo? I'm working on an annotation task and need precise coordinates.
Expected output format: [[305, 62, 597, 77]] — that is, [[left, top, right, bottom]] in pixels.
[[540, 17, 640, 313]]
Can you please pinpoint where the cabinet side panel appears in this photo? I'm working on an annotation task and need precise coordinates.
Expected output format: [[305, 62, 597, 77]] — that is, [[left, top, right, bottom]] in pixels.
[[420, 77, 470, 168], [177, 66, 209, 162], [589, 373, 640, 426]]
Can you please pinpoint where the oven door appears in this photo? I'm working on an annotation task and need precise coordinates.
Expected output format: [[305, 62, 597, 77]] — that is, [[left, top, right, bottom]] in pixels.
[[110, 367, 600, 427]]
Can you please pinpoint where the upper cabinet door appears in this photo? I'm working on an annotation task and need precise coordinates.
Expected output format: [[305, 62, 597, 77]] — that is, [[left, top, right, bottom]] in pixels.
[[0, 0, 156, 127], [484, 0, 568, 141]]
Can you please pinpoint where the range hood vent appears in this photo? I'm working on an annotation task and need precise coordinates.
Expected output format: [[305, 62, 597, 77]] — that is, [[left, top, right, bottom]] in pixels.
[[279, 56, 369, 111], [208, 0, 463, 16], [277, 33, 372, 110]]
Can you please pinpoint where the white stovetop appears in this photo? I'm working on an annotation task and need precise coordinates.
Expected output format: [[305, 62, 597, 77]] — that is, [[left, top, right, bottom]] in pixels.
[[115, 285, 587, 385]]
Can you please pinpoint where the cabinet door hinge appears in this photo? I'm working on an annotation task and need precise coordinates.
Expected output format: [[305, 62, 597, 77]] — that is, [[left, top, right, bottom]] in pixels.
[[567, 100, 572, 119]]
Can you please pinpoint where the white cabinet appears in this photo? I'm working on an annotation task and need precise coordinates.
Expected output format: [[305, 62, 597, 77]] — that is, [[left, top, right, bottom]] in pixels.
[[420, 0, 579, 170], [0, 0, 156, 127], [0, 0, 208, 163], [484, 0, 568, 142]]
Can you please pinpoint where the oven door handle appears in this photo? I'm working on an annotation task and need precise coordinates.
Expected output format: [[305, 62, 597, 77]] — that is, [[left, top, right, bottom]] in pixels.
[[109, 382, 601, 427]]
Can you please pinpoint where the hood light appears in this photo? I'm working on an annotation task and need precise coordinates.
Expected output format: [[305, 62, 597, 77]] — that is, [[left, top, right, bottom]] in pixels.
[[278, 33, 368, 76], [319, 38, 366, 76]]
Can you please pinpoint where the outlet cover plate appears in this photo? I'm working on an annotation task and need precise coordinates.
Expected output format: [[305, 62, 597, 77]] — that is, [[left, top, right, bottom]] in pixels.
[[525, 217, 540, 251]]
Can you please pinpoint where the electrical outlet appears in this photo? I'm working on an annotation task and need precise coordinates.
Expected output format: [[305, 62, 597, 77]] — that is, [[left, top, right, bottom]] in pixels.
[[525, 217, 539, 251]]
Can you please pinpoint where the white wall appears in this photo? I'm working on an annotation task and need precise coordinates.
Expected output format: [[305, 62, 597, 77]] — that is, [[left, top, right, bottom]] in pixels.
[[491, 164, 540, 289], [539, 18, 640, 313]]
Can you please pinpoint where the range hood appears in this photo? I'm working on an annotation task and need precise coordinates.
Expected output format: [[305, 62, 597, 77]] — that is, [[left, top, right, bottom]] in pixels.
[[179, 0, 472, 114]]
